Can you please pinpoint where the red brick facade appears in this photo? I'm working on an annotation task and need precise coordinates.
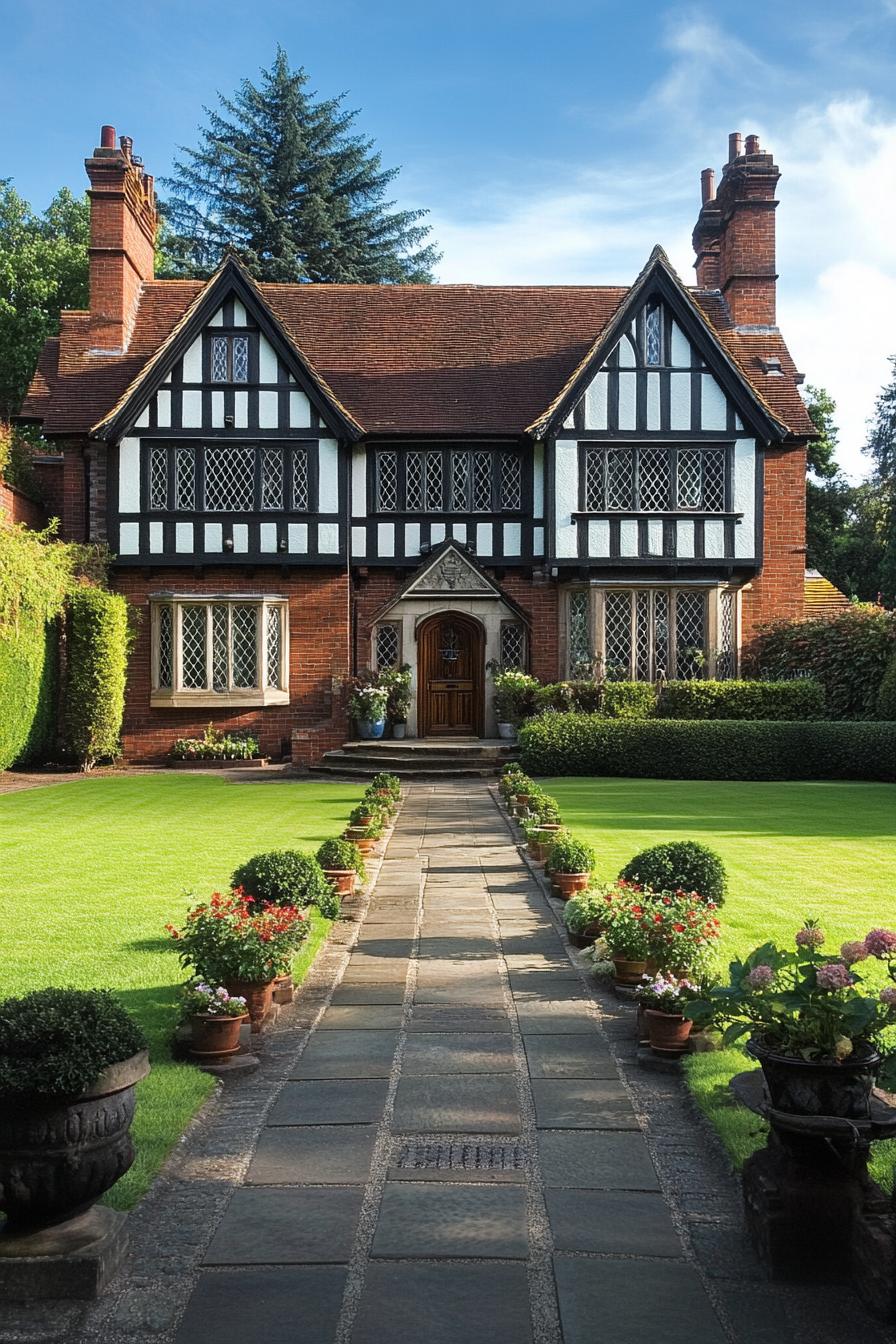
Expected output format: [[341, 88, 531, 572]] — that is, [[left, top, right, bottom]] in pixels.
[[741, 444, 808, 648], [0, 481, 47, 530]]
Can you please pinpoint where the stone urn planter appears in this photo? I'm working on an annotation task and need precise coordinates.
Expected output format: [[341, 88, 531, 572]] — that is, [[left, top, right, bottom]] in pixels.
[[323, 868, 356, 897], [645, 1009, 693, 1055], [747, 1037, 881, 1120], [554, 871, 589, 900], [612, 957, 648, 986], [0, 1051, 150, 1232], [223, 979, 275, 1033], [189, 1014, 247, 1060]]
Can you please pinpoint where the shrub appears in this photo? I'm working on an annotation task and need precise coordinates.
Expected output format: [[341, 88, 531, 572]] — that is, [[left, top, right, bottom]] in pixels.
[[563, 887, 612, 936], [548, 834, 596, 875], [378, 665, 412, 723], [231, 850, 332, 910], [170, 724, 260, 760], [167, 890, 308, 983], [517, 713, 896, 782], [751, 605, 896, 720], [64, 586, 131, 769], [877, 654, 896, 721], [493, 670, 540, 725], [534, 681, 603, 715], [620, 840, 728, 906], [370, 772, 401, 799], [0, 988, 146, 1101], [656, 679, 825, 721], [601, 681, 657, 719], [316, 838, 367, 882], [531, 680, 654, 719]]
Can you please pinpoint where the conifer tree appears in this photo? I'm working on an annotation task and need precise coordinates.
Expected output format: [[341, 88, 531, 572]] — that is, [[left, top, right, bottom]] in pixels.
[[161, 48, 439, 283]]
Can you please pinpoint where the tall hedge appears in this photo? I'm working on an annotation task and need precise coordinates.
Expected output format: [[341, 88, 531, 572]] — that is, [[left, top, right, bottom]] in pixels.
[[517, 713, 896, 782], [64, 587, 131, 769], [655, 679, 824, 721], [751, 606, 896, 720]]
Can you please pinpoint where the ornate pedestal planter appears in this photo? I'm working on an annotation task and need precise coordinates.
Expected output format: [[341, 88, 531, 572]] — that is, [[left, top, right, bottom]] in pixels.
[[747, 1037, 881, 1121]]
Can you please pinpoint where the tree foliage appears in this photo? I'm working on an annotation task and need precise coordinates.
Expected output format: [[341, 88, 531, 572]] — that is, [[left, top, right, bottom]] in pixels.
[[0, 183, 89, 418], [162, 48, 439, 284], [863, 354, 896, 605]]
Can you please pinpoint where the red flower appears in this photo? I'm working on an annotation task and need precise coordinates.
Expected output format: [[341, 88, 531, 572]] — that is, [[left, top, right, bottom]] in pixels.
[[673, 923, 685, 933]]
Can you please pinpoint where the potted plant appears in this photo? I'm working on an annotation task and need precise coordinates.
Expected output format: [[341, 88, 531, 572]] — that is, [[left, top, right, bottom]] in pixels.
[[344, 814, 384, 855], [601, 886, 654, 984], [167, 891, 308, 1032], [231, 849, 333, 912], [0, 988, 149, 1231], [491, 669, 539, 740], [379, 665, 412, 739], [371, 771, 401, 803], [643, 889, 722, 978], [349, 801, 387, 831], [547, 835, 596, 900], [316, 837, 367, 896], [688, 922, 896, 1119], [636, 976, 700, 1055], [184, 982, 248, 1059], [351, 685, 388, 740], [563, 886, 612, 950]]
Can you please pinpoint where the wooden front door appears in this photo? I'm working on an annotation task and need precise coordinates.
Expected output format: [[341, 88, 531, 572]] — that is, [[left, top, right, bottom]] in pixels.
[[419, 614, 484, 737]]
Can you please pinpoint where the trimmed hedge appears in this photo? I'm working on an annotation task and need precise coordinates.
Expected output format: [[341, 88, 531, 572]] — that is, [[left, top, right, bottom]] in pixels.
[[518, 713, 896, 781], [532, 680, 656, 719], [0, 611, 57, 768], [655, 679, 824, 721], [751, 606, 896, 720], [64, 587, 131, 769], [877, 654, 896, 721]]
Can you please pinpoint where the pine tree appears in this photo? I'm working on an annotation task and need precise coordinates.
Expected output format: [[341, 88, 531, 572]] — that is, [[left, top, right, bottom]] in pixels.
[[161, 48, 439, 284], [864, 355, 896, 604]]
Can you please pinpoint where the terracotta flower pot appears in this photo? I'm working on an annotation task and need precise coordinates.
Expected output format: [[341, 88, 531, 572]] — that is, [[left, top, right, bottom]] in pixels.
[[344, 828, 378, 855], [515, 793, 530, 806], [223, 979, 275, 1033], [273, 973, 295, 1005], [528, 841, 549, 863], [612, 957, 648, 986], [645, 1009, 692, 1055], [554, 871, 589, 900], [323, 868, 356, 896], [189, 1013, 247, 1059], [636, 1002, 650, 1045]]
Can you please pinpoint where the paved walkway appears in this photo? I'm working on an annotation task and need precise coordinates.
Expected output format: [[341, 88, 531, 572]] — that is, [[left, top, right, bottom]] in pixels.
[[168, 784, 736, 1344]]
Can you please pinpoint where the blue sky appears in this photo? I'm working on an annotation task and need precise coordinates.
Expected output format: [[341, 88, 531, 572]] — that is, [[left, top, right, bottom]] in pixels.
[[2, 0, 895, 473]]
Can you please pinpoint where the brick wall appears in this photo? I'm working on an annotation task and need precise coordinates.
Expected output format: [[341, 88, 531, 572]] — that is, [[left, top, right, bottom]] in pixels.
[[0, 481, 48, 530], [32, 457, 65, 525], [113, 567, 351, 762], [741, 444, 807, 648]]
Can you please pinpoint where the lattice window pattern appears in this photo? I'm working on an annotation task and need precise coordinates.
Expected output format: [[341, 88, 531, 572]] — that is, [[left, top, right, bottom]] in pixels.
[[635, 591, 652, 681], [702, 449, 726, 512], [205, 445, 256, 511], [500, 623, 525, 670], [232, 336, 249, 383], [606, 450, 635, 510], [292, 451, 309, 511], [261, 447, 283, 510], [426, 453, 444, 511], [375, 624, 400, 671], [231, 605, 258, 688], [645, 304, 662, 365], [451, 453, 469, 511], [157, 604, 173, 688], [604, 591, 633, 680], [211, 336, 229, 383], [638, 449, 671, 511], [500, 452, 521, 510], [212, 605, 228, 692], [181, 606, 208, 689], [266, 606, 282, 689], [584, 448, 604, 511], [406, 452, 425, 511], [175, 448, 195, 510], [677, 450, 703, 509], [675, 591, 707, 679], [150, 446, 168, 509], [377, 452, 398, 511], [472, 452, 492, 511], [653, 590, 669, 679], [567, 590, 591, 678], [717, 589, 734, 680]]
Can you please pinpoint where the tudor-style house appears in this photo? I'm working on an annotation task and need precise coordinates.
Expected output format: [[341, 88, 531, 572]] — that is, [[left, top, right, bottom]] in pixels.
[[21, 126, 813, 762]]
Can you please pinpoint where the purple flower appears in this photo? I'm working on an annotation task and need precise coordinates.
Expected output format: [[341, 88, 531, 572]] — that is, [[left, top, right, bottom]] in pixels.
[[795, 925, 825, 949], [215, 986, 229, 1000], [879, 987, 896, 1007], [816, 962, 855, 992], [864, 929, 896, 959], [840, 940, 869, 966], [747, 964, 775, 989]]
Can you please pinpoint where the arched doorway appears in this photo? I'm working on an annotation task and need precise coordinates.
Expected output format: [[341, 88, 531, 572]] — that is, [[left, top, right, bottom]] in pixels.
[[417, 612, 485, 737]]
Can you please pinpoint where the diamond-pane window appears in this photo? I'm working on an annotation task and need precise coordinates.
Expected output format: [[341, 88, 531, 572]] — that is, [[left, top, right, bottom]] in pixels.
[[376, 624, 400, 671], [606, 450, 635, 510], [500, 453, 521, 510], [212, 605, 228, 691], [584, 448, 604, 510], [157, 605, 172, 688], [205, 446, 256, 511], [675, 591, 707, 679], [604, 591, 633, 679], [175, 448, 195, 510], [677, 450, 703, 509], [292, 451, 309, 511], [150, 446, 168, 509], [232, 336, 249, 383], [654, 590, 669, 679], [266, 606, 282, 689], [261, 448, 283, 510], [232, 605, 258, 688], [635, 591, 651, 681], [717, 589, 734, 680], [377, 452, 397, 511], [451, 453, 469, 511], [645, 304, 662, 365], [211, 336, 229, 382], [702, 449, 726, 512], [472, 452, 492, 511], [567, 590, 591, 678], [638, 449, 671, 511], [500, 623, 525, 670], [426, 453, 444, 511], [181, 606, 208, 689], [406, 452, 425, 511]]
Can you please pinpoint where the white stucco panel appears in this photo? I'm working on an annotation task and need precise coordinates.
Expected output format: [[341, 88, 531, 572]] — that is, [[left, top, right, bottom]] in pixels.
[[554, 441, 579, 558], [318, 439, 339, 513], [118, 437, 140, 512], [733, 437, 757, 558]]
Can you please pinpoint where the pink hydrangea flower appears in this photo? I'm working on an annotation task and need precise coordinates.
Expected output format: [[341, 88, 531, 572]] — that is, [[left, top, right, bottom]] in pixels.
[[840, 940, 869, 966], [879, 987, 896, 1007], [795, 925, 825, 949], [747, 964, 775, 989], [864, 929, 896, 959], [815, 962, 855, 991]]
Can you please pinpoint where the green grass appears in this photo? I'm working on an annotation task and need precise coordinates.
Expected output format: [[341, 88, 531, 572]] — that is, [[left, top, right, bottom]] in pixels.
[[0, 774, 362, 1209], [544, 777, 896, 1191]]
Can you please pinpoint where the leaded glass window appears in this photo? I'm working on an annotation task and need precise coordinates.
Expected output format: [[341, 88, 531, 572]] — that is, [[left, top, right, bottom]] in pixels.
[[500, 622, 526, 670], [406, 452, 425, 511], [232, 605, 258, 688], [676, 448, 725, 511], [451, 453, 469, 511], [717, 589, 734, 680], [645, 303, 662, 365], [266, 606, 282, 689], [581, 446, 727, 514], [675, 590, 707, 680], [157, 604, 172, 688], [175, 448, 195, 510], [151, 598, 288, 700], [232, 336, 249, 383], [584, 448, 604, 511], [205, 446, 256, 511], [426, 453, 444, 511], [500, 452, 521, 510], [375, 623, 400, 671], [150, 446, 168, 509], [566, 588, 715, 681], [211, 336, 229, 383], [261, 448, 283, 510], [567, 590, 591, 678], [180, 606, 207, 689], [212, 604, 228, 692], [472, 452, 492, 511], [377, 452, 398, 512], [292, 450, 309, 512], [606, 450, 636, 510], [604, 591, 633, 680], [210, 334, 250, 383], [375, 449, 521, 513], [638, 449, 671, 511]]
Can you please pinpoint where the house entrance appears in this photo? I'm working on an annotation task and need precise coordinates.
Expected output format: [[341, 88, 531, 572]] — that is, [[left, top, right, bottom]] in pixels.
[[418, 613, 484, 737]]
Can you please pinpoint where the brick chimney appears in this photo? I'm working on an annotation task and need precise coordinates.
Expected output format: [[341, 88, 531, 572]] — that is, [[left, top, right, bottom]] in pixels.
[[692, 131, 780, 328], [85, 125, 157, 354]]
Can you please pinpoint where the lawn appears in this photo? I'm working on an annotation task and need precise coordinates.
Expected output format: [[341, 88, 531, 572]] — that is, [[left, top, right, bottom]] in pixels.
[[0, 773, 363, 1209], [543, 777, 896, 1191]]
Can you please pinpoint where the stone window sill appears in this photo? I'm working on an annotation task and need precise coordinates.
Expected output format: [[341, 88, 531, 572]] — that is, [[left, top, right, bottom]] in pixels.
[[151, 690, 290, 709]]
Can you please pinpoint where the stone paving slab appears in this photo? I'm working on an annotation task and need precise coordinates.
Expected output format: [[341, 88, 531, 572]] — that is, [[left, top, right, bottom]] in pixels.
[[315, 1004, 404, 1030], [372, 1182, 529, 1258], [523, 1034, 618, 1079], [329, 984, 407, 1005], [401, 1032, 517, 1074], [407, 1005, 512, 1033], [350, 1263, 534, 1344], [546, 1188, 684, 1256], [268, 1079, 390, 1126], [290, 1030, 399, 1078], [553, 1256, 728, 1344], [392, 1074, 522, 1133], [245, 1124, 378, 1184], [531, 1078, 638, 1129], [414, 983, 506, 1006], [175, 1266, 348, 1343], [538, 1130, 662, 1190], [203, 1187, 364, 1264]]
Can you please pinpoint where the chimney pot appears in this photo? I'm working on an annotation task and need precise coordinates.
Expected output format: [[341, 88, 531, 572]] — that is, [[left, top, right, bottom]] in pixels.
[[745, 133, 761, 155], [100, 125, 116, 150], [728, 131, 743, 163], [119, 135, 133, 160], [700, 168, 716, 204]]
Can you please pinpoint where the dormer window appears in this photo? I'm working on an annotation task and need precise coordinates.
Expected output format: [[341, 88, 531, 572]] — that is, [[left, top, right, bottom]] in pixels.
[[210, 334, 250, 383], [644, 302, 663, 365]]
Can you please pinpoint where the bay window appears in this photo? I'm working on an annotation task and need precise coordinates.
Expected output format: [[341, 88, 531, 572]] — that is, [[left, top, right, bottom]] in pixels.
[[151, 595, 289, 706], [565, 585, 738, 681]]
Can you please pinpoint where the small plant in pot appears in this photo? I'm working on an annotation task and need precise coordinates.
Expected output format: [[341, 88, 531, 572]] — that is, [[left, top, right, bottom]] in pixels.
[[547, 835, 596, 900], [351, 684, 388, 740], [231, 849, 335, 916], [183, 981, 248, 1059], [349, 800, 387, 831], [0, 988, 149, 1231], [344, 813, 384, 855], [636, 976, 700, 1055], [316, 837, 367, 897], [371, 771, 401, 802], [379, 665, 412, 739], [362, 786, 395, 819], [600, 885, 654, 984], [644, 889, 722, 979], [491, 669, 539, 740], [687, 921, 896, 1119], [563, 886, 612, 949]]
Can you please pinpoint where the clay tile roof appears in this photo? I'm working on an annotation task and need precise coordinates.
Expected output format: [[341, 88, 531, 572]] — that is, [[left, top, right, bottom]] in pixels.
[[804, 569, 852, 618], [21, 276, 814, 440]]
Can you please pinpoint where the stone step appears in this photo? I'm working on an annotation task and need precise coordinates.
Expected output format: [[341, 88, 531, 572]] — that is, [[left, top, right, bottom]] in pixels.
[[309, 761, 501, 780]]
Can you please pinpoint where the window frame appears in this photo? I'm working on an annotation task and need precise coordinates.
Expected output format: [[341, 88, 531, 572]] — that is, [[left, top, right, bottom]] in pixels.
[[581, 444, 730, 514], [499, 620, 528, 671], [208, 332, 252, 384], [150, 595, 290, 708], [373, 446, 525, 515], [374, 621, 402, 673], [143, 442, 314, 516]]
